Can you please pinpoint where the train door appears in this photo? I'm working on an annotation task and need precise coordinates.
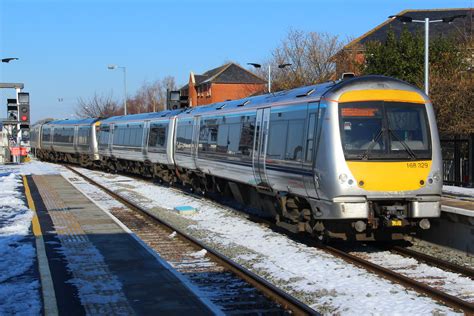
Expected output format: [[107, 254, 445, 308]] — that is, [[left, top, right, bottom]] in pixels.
[[109, 123, 114, 155], [303, 101, 320, 198], [73, 125, 79, 153], [191, 115, 201, 169], [167, 117, 177, 166], [143, 120, 150, 157], [253, 107, 271, 188]]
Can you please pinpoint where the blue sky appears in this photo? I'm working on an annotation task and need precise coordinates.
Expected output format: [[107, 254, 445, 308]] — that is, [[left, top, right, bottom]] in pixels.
[[0, 0, 471, 122]]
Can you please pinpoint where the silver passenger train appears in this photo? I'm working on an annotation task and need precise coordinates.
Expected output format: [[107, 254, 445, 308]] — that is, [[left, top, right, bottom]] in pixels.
[[31, 75, 443, 240]]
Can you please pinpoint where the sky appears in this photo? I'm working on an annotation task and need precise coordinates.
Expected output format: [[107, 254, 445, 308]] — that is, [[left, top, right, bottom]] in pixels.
[[0, 0, 472, 122]]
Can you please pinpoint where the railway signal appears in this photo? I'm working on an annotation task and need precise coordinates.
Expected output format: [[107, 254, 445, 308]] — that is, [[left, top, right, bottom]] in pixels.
[[18, 92, 30, 123]]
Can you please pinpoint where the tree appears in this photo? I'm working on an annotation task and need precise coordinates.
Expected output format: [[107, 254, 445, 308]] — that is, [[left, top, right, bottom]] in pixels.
[[126, 76, 177, 114], [75, 93, 121, 118], [362, 28, 473, 135], [363, 28, 424, 86], [429, 39, 473, 135], [254, 29, 344, 91]]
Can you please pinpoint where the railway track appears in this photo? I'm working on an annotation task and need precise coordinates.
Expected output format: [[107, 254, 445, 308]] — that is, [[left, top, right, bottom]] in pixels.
[[64, 165, 318, 316], [314, 243, 474, 314], [388, 245, 474, 278]]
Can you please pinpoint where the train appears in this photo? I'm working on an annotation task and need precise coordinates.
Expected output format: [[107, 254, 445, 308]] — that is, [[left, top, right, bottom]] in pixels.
[[30, 75, 443, 240]]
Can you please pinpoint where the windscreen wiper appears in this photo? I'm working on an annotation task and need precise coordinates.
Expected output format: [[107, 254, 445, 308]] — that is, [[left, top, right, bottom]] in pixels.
[[388, 128, 417, 160], [359, 128, 384, 160]]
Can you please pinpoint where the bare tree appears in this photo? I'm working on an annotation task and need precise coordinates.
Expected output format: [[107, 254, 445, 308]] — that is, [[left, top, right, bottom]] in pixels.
[[75, 93, 121, 118], [257, 29, 344, 91], [127, 76, 177, 114]]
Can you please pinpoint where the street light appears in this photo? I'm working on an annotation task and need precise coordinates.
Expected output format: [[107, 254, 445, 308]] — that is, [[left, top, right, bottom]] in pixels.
[[247, 62, 292, 93], [107, 64, 128, 115], [388, 14, 466, 95]]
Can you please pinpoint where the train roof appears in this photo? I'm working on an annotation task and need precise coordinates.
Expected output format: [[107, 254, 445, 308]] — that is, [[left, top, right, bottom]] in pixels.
[[177, 81, 337, 117], [100, 108, 185, 124], [44, 118, 99, 126], [174, 75, 422, 118]]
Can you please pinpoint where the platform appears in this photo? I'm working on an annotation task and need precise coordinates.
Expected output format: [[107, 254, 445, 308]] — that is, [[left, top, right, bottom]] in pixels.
[[25, 174, 215, 315], [441, 197, 474, 217]]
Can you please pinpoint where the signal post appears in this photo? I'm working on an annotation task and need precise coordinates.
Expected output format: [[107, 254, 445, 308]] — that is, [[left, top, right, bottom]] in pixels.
[[0, 83, 30, 163]]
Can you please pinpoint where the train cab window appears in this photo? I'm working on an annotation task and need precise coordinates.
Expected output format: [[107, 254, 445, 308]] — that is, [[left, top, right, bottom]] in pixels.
[[386, 103, 430, 152], [340, 101, 431, 160]]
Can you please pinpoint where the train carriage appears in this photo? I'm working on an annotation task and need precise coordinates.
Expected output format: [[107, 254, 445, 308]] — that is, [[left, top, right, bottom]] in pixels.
[[97, 110, 184, 179], [32, 118, 100, 166]]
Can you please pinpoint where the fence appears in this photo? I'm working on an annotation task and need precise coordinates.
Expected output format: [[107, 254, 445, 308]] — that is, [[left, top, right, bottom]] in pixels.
[[441, 134, 474, 187]]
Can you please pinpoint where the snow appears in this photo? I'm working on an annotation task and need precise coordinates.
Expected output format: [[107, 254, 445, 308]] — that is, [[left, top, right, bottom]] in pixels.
[[0, 167, 41, 315], [443, 185, 474, 198], [64, 164, 461, 315], [10, 160, 471, 314], [353, 250, 474, 302], [0, 161, 59, 176]]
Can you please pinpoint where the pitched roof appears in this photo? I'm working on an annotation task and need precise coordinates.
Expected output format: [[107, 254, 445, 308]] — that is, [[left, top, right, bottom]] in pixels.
[[344, 8, 473, 50], [180, 63, 266, 90]]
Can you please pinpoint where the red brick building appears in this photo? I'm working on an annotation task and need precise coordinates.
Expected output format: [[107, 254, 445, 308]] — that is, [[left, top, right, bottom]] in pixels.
[[180, 63, 266, 107]]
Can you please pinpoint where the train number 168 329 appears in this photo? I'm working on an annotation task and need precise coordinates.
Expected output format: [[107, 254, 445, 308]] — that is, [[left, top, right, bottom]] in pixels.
[[406, 162, 428, 169]]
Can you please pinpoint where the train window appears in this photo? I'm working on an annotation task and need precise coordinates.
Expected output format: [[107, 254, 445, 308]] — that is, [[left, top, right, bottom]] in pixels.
[[113, 127, 121, 145], [149, 123, 167, 148], [78, 127, 90, 146], [386, 103, 430, 151], [267, 121, 288, 160], [124, 128, 131, 146], [239, 115, 255, 157], [99, 126, 110, 148], [285, 120, 304, 161], [42, 128, 51, 142], [217, 125, 229, 153], [210, 126, 218, 143], [339, 101, 431, 160], [305, 113, 316, 162], [176, 124, 193, 152], [227, 124, 241, 154]]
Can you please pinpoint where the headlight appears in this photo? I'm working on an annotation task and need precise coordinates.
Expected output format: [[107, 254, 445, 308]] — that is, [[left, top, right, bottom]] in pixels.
[[338, 173, 348, 183], [432, 172, 441, 182]]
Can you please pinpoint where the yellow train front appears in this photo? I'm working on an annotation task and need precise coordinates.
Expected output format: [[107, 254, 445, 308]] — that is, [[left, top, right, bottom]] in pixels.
[[311, 75, 442, 240]]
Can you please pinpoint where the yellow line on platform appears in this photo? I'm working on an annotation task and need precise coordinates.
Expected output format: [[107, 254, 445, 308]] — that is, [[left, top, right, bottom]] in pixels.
[[23, 176, 59, 316]]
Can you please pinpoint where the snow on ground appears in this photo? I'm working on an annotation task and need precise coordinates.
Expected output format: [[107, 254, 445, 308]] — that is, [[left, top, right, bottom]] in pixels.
[[55, 164, 460, 315], [352, 250, 474, 302], [443, 185, 474, 198], [0, 164, 41, 315], [1, 160, 59, 176]]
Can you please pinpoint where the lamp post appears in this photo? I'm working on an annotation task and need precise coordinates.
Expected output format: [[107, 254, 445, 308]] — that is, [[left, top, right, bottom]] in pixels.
[[247, 62, 292, 93], [388, 14, 465, 95], [107, 64, 127, 115]]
